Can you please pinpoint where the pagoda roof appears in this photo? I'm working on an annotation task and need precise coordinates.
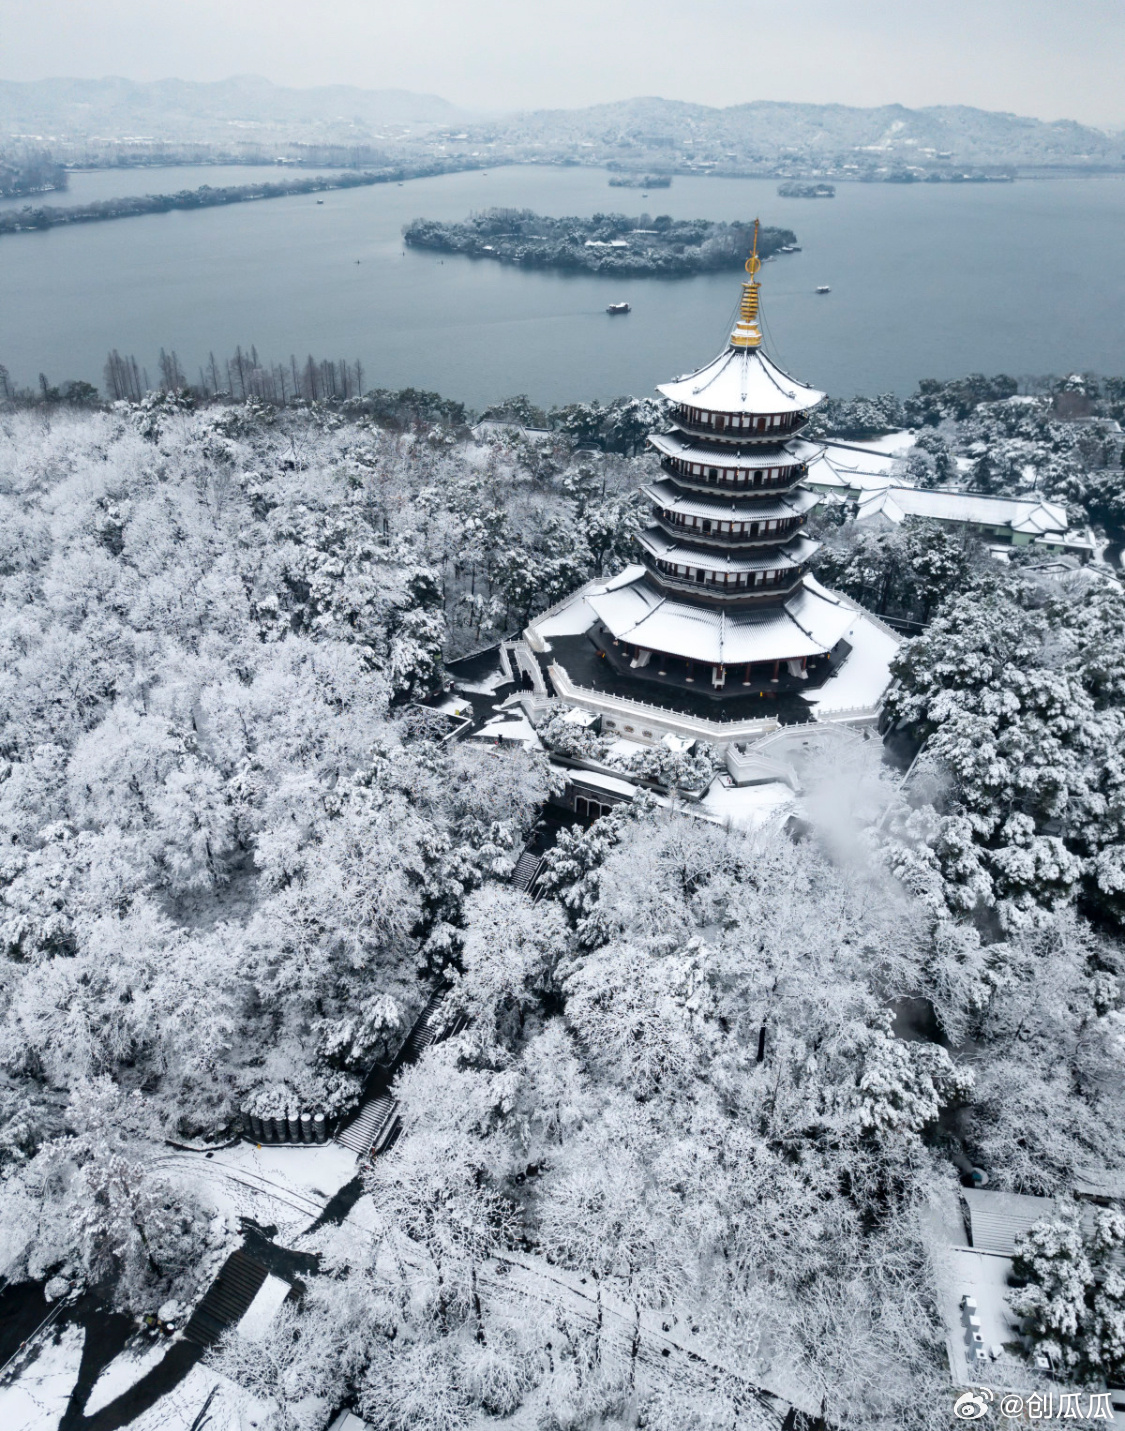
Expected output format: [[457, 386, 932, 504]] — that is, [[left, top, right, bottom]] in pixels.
[[587, 569, 854, 666], [657, 346, 825, 416], [649, 431, 821, 469], [643, 479, 819, 524], [638, 526, 819, 573]]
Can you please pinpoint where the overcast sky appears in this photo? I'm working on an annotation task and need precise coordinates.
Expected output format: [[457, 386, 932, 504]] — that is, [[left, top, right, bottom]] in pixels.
[[2, 0, 1123, 128]]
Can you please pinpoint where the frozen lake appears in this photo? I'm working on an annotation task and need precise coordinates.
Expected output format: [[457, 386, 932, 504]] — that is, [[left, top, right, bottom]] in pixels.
[[2, 164, 1124, 407]]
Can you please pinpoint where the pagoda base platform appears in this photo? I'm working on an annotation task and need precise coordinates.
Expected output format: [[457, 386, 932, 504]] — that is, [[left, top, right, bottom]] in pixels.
[[592, 623, 849, 701], [542, 631, 819, 727], [524, 570, 903, 748]]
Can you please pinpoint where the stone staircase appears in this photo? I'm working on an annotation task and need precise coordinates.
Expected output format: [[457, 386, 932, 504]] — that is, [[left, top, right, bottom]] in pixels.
[[396, 987, 449, 1063], [511, 847, 544, 893], [182, 1247, 269, 1347], [334, 987, 461, 1160], [334, 1093, 399, 1157]]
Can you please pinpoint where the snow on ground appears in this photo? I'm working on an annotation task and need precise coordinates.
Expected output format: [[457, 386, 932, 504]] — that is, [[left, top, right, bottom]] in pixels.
[[532, 594, 597, 641], [473, 711, 541, 746], [236, 1274, 293, 1343], [157, 1140, 360, 1244], [127, 1362, 270, 1431], [0, 1323, 85, 1431], [698, 779, 797, 831], [453, 668, 512, 696], [833, 430, 917, 456], [85, 1338, 171, 1416], [603, 736, 647, 759], [803, 612, 900, 715], [213, 1139, 358, 1200], [922, 1186, 1030, 1391], [433, 695, 473, 718], [335, 1190, 382, 1240]]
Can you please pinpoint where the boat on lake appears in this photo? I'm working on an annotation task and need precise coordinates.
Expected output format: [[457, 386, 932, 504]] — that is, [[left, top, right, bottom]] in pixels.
[[606, 302, 631, 315], [816, 285, 831, 294]]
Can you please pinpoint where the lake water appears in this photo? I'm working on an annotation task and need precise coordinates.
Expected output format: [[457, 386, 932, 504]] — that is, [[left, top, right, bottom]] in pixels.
[[2, 164, 1124, 407]]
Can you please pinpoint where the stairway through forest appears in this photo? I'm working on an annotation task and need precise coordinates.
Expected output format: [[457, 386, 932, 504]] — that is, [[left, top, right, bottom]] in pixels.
[[333, 985, 466, 1160], [511, 847, 544, 893]]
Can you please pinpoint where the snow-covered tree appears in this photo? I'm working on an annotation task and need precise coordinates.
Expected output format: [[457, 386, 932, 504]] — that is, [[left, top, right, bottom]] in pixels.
[[1010, 1203, 1125, 1381]]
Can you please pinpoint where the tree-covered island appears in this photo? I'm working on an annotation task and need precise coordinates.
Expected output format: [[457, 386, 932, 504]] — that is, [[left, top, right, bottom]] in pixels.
[[403, 207, 797, 275]]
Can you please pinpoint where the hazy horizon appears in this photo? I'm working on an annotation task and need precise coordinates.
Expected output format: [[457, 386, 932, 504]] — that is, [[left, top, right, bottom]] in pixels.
[[1, 0, 1122, 129], [4, 72, 1125, 134]]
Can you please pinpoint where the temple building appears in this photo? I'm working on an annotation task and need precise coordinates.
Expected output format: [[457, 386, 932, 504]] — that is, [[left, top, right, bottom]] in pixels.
[[588, 228, 854, 694], [519, 222, 902, 748]]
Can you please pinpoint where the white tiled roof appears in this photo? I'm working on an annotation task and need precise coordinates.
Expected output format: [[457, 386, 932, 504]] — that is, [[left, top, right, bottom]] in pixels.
[[638, 526, 819, 572], [657, 346, 825, 415], [587, 571, 854, 665], [960, 1187, 1125, 1268], [648, 431, 821, 469], [855, 485, 1069, 534], [962, 1189, 1055, 1255], [642, 479, 819, 523], [805, 451, 898, 493]]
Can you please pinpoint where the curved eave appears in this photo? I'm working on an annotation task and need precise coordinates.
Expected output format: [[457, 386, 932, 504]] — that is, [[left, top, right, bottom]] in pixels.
[[648, 431, 822, 469], [657, 346, 825, 415], [638, 526, 820, 573], [586, 571, 854, 666], [642, 479, 820, 523]]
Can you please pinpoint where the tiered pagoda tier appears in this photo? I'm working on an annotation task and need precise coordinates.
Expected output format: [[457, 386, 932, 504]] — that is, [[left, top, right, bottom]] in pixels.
[[586, 226, 854, 692]]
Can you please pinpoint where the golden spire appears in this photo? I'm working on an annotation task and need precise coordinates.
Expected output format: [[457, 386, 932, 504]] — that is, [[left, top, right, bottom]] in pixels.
[[730, 218, 763, 349]]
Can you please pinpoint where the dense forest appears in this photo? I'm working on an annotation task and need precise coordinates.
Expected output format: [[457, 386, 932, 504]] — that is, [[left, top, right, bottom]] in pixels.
[[0, 374, 1122, 1427], [0, 146, 67, 199]]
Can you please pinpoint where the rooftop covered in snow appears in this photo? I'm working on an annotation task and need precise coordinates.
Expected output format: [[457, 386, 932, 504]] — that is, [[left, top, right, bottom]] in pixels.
[[657, 346, 825, 416], [852, 485, 1084, 547], [586, 569, 856, 666]]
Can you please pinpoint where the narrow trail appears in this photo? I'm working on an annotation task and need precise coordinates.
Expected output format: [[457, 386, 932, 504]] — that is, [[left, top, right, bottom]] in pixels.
[[156, 1143, 794, 1428], [3, 972, 799, 1429]]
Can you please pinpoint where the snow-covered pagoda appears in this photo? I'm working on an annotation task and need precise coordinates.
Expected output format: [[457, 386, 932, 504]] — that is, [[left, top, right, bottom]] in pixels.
[[522, 223, 901, 745], [588, 228, 853, 691]]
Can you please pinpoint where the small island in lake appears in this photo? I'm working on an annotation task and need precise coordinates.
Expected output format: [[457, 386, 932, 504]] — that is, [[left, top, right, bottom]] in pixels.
[[777, 181, 836, 198], [608, 174, 672, 188], [403, 208, 797, 276]]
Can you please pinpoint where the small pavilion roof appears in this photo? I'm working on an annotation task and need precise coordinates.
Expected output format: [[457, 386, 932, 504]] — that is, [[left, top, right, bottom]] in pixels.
[[586, 571, 854, 666], [643, 478, 819, 523], [638, 526, 819, 573], [648, 431, 821, 469], [657, 346, 825, 416]]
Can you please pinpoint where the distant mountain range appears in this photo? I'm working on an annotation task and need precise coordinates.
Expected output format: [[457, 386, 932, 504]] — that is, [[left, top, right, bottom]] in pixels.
[[473, 96, 1125, 172], [1, 78, 1121, 173], [0, 75, 467, 144]]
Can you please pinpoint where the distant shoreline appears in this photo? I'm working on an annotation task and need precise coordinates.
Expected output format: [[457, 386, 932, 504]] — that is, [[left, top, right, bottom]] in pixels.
[[0, 163, 483, 237]]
